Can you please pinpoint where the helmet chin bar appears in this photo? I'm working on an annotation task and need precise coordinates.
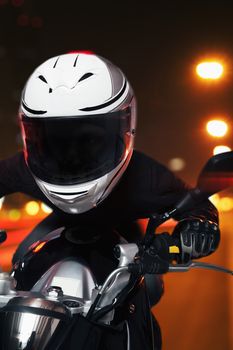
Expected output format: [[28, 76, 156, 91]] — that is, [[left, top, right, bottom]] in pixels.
[[33, 149, 133, 214], [34, 177, 100, 214]]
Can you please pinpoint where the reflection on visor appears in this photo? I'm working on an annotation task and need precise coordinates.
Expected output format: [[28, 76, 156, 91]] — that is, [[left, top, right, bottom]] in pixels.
[[20, 109, 131, 185]]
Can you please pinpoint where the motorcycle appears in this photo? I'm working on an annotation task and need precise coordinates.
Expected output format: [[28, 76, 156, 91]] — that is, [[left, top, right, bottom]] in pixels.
[[0, 152, 232, 350]]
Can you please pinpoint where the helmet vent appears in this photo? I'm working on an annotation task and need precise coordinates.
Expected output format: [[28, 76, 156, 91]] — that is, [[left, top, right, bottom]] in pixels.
[[78, 72, 94, 82], [50, 190, 88, 196], [73, 55, 79, 67], [38, 75, 48, 83], [53, 56, 60, 68]]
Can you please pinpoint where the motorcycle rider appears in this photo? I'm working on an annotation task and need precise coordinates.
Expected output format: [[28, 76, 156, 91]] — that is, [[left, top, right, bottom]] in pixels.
[[0, 52, 220, 349]]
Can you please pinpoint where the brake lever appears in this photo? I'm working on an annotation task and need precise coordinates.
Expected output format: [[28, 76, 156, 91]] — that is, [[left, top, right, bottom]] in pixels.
[[169, 261, 233, 275]]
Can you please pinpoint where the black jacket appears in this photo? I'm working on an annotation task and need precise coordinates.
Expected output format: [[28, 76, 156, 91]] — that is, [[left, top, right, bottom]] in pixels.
[[0, 150, 218, 350], [0, 150, 218, 230]]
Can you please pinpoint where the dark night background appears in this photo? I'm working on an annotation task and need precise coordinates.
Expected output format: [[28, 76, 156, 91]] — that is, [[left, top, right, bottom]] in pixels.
[[0, 3, 233, 349], [1, 0, 233, 187]]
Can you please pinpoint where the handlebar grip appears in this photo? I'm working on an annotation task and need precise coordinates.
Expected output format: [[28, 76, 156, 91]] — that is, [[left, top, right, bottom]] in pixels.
[[128, 256, 169, 275]]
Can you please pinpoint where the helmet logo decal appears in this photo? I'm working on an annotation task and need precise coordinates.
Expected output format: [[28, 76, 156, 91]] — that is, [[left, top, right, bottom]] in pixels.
[[80, 79, 127, 112], [22, 100, 47, 115]]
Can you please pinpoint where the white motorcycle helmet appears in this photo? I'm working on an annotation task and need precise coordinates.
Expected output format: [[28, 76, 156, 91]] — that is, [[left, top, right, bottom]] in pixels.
[[19, 52, 136, 214]]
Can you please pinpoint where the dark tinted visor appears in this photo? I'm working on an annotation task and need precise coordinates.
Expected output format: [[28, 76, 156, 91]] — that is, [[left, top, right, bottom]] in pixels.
[[20, 109, 131, 185]]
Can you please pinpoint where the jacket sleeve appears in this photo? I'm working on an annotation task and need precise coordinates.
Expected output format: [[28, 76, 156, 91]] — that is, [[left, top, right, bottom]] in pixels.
[[0, 152, 38, 198], [150, 159, 219, 224]]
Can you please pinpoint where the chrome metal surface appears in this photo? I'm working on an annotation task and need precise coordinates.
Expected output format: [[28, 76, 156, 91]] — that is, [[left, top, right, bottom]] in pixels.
[[125, 321, 130, 350], [0, 272, 16, 295], [1, 313, 60, 349], [115, 243, 138, 267], [94, 243, 138, 308], [0, 296, 68, 350], [169, 261, 233, 274], [46, 286, 64, 299], [62, 298, 84, 315], [7, 295, 68, 313], [97, 266, 130, 310], [0, 294, 15, 308], [94, 244, 137, 310], [98, 267, 128, 295], [31, 258, 96, 300]]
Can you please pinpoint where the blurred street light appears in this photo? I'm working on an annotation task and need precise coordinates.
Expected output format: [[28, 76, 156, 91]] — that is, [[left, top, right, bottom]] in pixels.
[[218, 197, 233, 212], [206, 119, 228, 137], [210, 194, 233, 212], [213, 145, 231, 155], [196, 61, 224, 80], [209, 194, 220, 207], [0, 197, 5, 210], [8, 209, 21, 221], [41, 202, 52, 214], [25, 201, 40, 216], [168, 158, 186, 171]]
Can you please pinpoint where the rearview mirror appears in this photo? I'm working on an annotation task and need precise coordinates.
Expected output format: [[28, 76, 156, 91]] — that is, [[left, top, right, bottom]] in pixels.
[[174, 151, 233, 215], [197, 151, 233, 196]]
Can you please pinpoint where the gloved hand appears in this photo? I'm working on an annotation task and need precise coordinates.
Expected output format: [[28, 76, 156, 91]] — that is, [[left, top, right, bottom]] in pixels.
[[172, 218, 220, 263], [128, 233, 173, 274]]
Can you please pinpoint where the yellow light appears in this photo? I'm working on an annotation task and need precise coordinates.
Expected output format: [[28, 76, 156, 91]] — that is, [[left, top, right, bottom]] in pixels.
[[0, 197, 5, 210], [218, 197, 233, 212], [213, 145, 231, 155], [196, 61, 224, 79], [206, 120, 228, 137], [168, 158, 186, 172], [25, 201, 40, 216], [33, 241, 47, 253], [8, 209, 21, 221], [209, 194, 220, 207], [41, 202, 53, 214]]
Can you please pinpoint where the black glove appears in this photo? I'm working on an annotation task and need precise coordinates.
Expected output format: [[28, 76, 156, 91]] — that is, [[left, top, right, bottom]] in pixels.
[[129, 233, 173, 275], [172, 219, 220, 263]]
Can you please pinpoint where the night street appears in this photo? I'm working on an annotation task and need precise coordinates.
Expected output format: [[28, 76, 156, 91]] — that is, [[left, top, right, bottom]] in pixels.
[[155, 212, 233, 350], [0, 2, 233, 348], [0, 211, 232, 350]]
